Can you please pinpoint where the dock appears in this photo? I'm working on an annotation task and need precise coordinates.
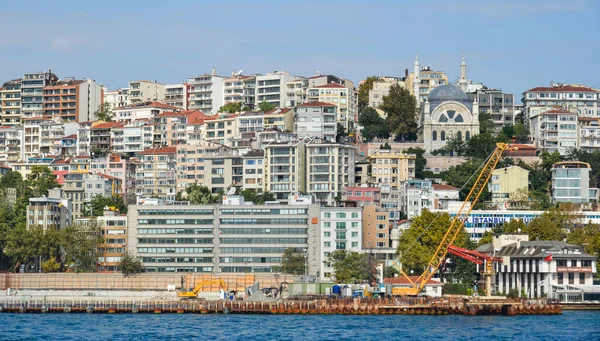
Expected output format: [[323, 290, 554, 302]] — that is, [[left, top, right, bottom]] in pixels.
[[0, 297, 561, 315]]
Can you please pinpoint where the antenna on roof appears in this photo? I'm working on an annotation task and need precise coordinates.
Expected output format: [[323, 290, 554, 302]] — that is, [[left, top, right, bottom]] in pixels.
[[227, 187, 236, 195]]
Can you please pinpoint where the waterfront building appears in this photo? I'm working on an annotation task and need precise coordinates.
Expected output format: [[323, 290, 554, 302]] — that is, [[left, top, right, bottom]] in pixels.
[[21, 70, 59, 119], [369, 150, 416, 191], [477, 234, 599, 300], [551, 161, 599, 204], [43, 78, 103, 122], [1, 79, 22, 125], [187, 71, 225, 115], [26, 188, 71, 230], [164, 83, 189, 110], [134, 147, 177, 202], [529, 108, 578, 154], [489, 166, 529, 203], [362, 204, 390, 249], [293, 102, 337, 142], [320, 207, 362, 280], [128, 80, 165, 105], [127, 202, 320, 274]]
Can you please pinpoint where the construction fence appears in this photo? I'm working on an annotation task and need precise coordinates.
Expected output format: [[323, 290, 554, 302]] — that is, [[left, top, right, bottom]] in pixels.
[[0, 272, 298, 292]]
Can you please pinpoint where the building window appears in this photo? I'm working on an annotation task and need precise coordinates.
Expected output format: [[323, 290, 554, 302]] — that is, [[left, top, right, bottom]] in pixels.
[[557, 273, 563, 284], [568, 273, 575, 285], [441, 131, 446, 141], [351, 242, 358, 248], [336, 222, 346, 229], [457, 131, 462, 140], [323, 222, 331, 228], [439, 114, 448, 123], [351, 232, 358, 237], [324, 242, 331, 247], [432, 131, 437, 141], [351, 212, 359, 218], [466, 131, 470, 141], [579, 273, 585, 284], [454, 114, 464, 123], [324, 232, 331, 237], [324, 213, 331, 218], [351, 222, 359, 228], [336, 242, 346, 250], [336, 212, 346, 218]]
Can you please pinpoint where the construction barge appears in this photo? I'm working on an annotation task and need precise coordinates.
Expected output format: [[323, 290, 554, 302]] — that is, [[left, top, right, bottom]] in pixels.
[[0, 297, 561, 316]]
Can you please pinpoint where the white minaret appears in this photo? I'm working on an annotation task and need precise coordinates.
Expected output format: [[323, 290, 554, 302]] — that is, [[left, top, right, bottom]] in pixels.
[[459, 54, 468, 92], [413, 53, 420, 103]]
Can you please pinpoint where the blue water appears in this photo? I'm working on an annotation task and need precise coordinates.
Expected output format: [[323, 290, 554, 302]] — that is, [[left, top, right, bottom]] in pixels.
[[0, 311, 598, 340]]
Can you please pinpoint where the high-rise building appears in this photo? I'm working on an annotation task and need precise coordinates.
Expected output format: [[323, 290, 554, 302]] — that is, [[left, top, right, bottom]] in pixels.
[[264, 139, 307, 201], [188, 70, 225, 115], [369, 150, 416, 191], [164, 83, 189, 109], [293, 102, 337, 142], [1, 79, 22, 125], [128, 80, 165, 105], [256, 71, 297, 108], [43, 78, 103, 122], [21, 70, 58, 119], [306, 84, 357, 132], [320, 207, 362, 279], [551, 161, 599, 204], [134, 147, 177, 202], [223, 75, 256, 109], [529, 108, 578, 154]]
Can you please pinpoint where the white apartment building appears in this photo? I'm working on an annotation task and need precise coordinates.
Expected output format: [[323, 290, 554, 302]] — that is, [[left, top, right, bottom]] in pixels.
[[236, 112, 264, 135], [1, 79, 22, 125], [284, 78, 307, 107], [320, 207, 362, 280], [307, 83, 357, 131], [402, 179, 435, 220], [21, 70, 58, 119], [76, 122, 92, 156], [164, 83, 188, 109], [113, 102, 179, 123], [27, 188, 72, 230], [110, 119, 154, 155], [264, 139, 307, 201], [551, 161, 598, 204], [305, 138, 356, 206], [579, 117, 600, 151], [103, 88, 129, 110], [294, 102, 337, 142], [529, 109, 578, 154], [368, 77, 404, 109], [128, 80, 165, 105], [256, 71, 297, 108], [223, 75, 256, 108], [188, 71, 225, 115], [135, 147, 177, 202], [0, 125, 24, 162]]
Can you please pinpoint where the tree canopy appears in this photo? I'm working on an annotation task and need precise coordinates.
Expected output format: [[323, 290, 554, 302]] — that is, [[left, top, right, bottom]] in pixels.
[[240, 189, 275, 204], [119, 251, 145, 277], [380, 84, 417, 141], [280, 248, 305, 275], [93, 103, 114, 122], [219, 101, 243, 113], [186, 183, 220, 204], [258, 101, 276, 112], [327, 250, 377, 284], [84, 195, 127, 216], [357, 76, 379, 112], [27, 166, 60, 197], [358, 107, 389, 142]]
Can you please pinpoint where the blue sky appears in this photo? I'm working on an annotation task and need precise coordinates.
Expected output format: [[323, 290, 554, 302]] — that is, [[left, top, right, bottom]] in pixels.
[[0, 0, 598, 98]]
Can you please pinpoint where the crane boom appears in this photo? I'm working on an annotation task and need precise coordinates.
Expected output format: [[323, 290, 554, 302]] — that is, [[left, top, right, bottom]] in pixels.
[[393, 143, 513, 296]]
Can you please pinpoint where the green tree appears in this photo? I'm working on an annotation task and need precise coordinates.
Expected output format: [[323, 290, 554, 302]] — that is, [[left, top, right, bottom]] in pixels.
[[219, 101, 243, 113], [478, 112, 495, 134], [41, 257, 61, 273], [4, 225, 61, 273], [358, 107, 389, 141], [524, 205, 579, 241], [397, 210, 471, 274], [380, 84, 417, 141], [93, 102, 114, 122], [258, 101, 276, 111], [357, 76, 379, 111], [406, 147, 427, 179], [119, 251, 145, 277], [61, 222, 104, 272], [336, 122, 346, 141], [383, 265, 399, 279], [327, 250, 376, 283], [186, 183, 219, 204], [513, 123, 530, 143], [566, 149, 600, 188], [84, 195, 127, 216], [464, 132, 497, 159], [478, 219, 528, 246], [280, 248, 305, 275], [27, 166, 60, 197]]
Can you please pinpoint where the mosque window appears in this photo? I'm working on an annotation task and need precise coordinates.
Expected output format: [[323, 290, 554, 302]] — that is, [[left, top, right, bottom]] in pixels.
[[447, 110, 455, 119], [439, 114, 448, 123], [455, 114, 464, 122], [457, 131, 462, 141], [432, 131, 437, 141], [466, 131, 471, 140], [441, 131, 446, 141]]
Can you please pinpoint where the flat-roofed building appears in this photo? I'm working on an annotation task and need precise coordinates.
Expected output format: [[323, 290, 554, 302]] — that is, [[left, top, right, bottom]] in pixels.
[[320, 207, 362, 280]]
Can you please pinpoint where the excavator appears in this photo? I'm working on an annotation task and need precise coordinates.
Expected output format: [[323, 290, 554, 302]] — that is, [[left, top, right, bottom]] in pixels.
[[178, 278, 228, 299], [392, 142, 515, 296]]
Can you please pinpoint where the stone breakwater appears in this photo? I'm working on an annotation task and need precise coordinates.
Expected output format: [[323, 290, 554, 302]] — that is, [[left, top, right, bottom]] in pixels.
[[0, 297, 561, 316]]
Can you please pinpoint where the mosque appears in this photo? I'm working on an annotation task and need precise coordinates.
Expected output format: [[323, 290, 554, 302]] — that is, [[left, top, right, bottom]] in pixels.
[[415, 54, 480, 152]]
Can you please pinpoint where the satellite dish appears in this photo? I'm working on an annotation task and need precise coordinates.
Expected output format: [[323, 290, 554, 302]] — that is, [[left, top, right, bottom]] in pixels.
[[236, 69, 243, 76], [228, 187, 236, 195]]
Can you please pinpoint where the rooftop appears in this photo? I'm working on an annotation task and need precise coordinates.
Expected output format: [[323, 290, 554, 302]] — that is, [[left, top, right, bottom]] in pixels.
[[313, 83, 346, 89], [137, 146, 177, 155], [476, 241, 596, 259], [525, 85, 599, 93], [296, 101, 336, 108], [432, 184, 459, 191]]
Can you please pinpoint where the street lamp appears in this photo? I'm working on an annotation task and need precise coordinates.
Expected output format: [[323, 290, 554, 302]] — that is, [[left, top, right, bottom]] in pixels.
[[303, 248, 308, 277]]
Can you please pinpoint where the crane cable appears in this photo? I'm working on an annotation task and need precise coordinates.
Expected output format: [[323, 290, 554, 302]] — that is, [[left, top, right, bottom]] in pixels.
[[399, 152, 494, 258]]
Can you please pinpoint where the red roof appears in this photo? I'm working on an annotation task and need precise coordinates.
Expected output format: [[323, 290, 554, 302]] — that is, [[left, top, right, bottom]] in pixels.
[[0, 164, 12, 170], [432, 184, 459, 191], [264, 108, 293, 115], [92, 122, 125, 129], [540, 109, 576, 115], [579, 117, 600, 122], [384, 276, 443, 286], [63, 134, 77, 139], [314, 83, 346, 89], [74, 155, 90, 159], [297, 101, 336, 107], [137, 146, 176, 155], [526, 85, 599, 93], [509, 144, 536, 150], [97, 173, 121, 181], [52, 159, 71, 165]]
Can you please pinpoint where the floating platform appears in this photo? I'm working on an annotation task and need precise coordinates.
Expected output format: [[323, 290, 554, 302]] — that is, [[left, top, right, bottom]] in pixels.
[[0, 297, 561, 316]]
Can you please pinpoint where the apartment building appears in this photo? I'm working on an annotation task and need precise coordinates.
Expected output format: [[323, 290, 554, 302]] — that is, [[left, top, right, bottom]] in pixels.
[[76, 208, 128, 272], [294, 102, 337, 142], [354, 160, 370, 185], [110, 119, 154, 155], [343, 186, 381, 206], [90, 155, 136, 200], [432, 184, 460, 210], [164, 83, 189, 110], [62, 172, 122, 218], [60, 134, 77, 156], [27, 188, 72, 230], [263, 108, 293, 131], [128, 80, 165, 105], [402, 180, 434, 220], [579, 117, 600, 151], [284, 78, 306, 107], [307, 84, 356, 131], [103, 88, 128, 109], [406, 56, 449, 103], [523, 84, 600, 120], [242, 150, 264, 193], [264, 139, 307, 201], [489, 166, 529, 203], [135, 147, 177, 202], [223, 75, 256, 108], [203, 113, 238, 146], [203, 153, 243, 194], [362, 204, 390, 248], [551, 161, 599, 204], [320, 207, 362, 279], [236, 111, 264, 135], [467, 89, 515, 130], [1, 79, 22, 125], [187, 71, 225, 115], [530, 109, 578, 154], [256, 71, 297, 108], [43, 78, 103, 122], [175, 141, 226, 194], [368, 77, 405, 109], [256, 128, 296, 149], [127, 201, 321, 274], [113, 101, 179, 123], [0, 125, 24, 163], [76, 122, 92, 156], [90, 122, 124, 155], [154, 110, 206, 147], [369, 150, 416, 191], [305, 138, 356, 206], [21, 70, 58, 119]]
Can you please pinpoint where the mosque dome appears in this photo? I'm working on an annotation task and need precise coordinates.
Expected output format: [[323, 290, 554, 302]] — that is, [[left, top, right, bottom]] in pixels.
[[427, 84, 472, 111]]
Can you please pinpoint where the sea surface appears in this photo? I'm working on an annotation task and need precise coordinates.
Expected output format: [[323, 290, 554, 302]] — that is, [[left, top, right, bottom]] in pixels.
[[0, 310, 598, 341]]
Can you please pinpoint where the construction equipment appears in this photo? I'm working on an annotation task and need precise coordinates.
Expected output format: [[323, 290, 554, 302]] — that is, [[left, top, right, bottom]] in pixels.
[[447, 245, 501, 296], [177, 278, 227, 299], [392, 142, 514, 296]]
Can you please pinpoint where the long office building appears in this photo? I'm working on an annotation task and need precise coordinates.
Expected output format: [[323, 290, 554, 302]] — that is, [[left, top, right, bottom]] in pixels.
[[127, 198, 321, 274]]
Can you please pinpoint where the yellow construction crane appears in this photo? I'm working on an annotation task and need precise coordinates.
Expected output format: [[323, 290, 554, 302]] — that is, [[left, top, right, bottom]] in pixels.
[[178, 278, 228, 299], [392, 143, 514, 296]]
